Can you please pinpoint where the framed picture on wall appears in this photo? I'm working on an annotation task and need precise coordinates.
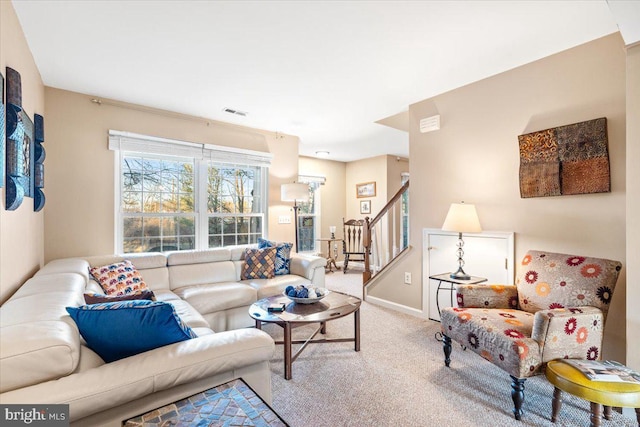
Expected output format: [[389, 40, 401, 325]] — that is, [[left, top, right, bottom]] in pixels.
[[356, 181, 376, 198], [360, 200, 371, 215]]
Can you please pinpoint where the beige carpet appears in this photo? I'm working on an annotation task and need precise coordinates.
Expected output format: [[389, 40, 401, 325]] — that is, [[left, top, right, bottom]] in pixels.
[[264, 270, 637, 427]]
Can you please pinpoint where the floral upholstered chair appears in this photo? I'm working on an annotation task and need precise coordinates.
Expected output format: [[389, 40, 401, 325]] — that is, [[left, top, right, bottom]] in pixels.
[[440, 250, 622, 420]]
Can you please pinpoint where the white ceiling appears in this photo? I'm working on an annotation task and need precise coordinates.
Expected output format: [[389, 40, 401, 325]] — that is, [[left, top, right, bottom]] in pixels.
[[12, 1, 622, 162]]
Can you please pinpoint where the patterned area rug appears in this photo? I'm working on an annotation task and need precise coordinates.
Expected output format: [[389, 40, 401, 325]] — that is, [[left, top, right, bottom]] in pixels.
[[123, 379, 288, 427]]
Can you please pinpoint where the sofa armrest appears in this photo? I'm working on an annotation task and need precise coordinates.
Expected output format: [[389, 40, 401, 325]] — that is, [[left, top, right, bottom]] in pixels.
[[0, 329, 275, 423], [455, 284, 518, 309], [532, 306, 604, 363], [290, 253, 326, 287]]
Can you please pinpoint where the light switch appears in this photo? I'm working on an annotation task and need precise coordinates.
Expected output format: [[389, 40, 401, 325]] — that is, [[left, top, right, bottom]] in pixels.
[[278, 215, 291, 224]]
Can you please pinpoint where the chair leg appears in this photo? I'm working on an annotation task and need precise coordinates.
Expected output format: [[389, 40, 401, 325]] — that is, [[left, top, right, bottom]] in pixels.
[[443, 334, 452, 367], [551, 387, 562, 422], [510, 376, 526, 420], [343, 254, 349, 274]]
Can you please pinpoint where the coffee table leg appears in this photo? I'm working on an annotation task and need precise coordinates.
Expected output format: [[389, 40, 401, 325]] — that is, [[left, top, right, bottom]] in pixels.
[[551, 387, 562, 422], [284, 322, 292, 380], [603, 406, 612, 420], [255, 319, 262, 330], [320, 321, 326, 334], [590, 402, 602, 427], [354, 307, 361, 352]]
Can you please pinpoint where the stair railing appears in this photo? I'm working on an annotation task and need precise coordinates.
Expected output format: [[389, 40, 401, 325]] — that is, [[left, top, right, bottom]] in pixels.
[[362, 180, 410, 284]]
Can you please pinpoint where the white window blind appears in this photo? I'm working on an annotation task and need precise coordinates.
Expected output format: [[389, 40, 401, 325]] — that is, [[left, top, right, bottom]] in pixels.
[[108, 130, 272, 167]]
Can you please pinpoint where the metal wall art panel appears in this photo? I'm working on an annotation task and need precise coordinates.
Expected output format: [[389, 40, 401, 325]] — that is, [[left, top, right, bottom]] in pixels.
[[518, 118, 610, 198], [1, 72, 4, 188], [33, 113, 45, 211]]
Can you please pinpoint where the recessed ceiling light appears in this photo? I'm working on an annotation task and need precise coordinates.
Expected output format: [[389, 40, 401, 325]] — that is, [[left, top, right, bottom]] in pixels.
[[315, 151, 330, 157]]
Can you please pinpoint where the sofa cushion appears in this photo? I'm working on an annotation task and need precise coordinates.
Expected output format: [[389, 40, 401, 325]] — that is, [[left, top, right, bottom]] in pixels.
[[66, 301, 196, 363], [84, 290, 156, 304], [167, 248, 232, 265], [0, 320, 81, 393], [258, 238, 293, 275], [241, 248, 276, 280], [164, 299, 211, 329], [35, 258, 91, 281], [243, 275, 311, 299], [168, 261, 237, 289], [89, 260, 149, 296], [173, 282, 257, 315]]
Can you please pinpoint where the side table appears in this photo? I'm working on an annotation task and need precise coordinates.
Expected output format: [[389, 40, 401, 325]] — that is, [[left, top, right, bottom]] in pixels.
[[545, 360, 640, 426], [429, 273, 487, 341], [316, 237, 342, 273]]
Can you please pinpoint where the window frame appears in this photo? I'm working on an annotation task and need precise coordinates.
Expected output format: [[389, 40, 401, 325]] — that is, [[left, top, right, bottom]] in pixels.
[[114, 147, 269, 254], [296, 176, 325, 253]]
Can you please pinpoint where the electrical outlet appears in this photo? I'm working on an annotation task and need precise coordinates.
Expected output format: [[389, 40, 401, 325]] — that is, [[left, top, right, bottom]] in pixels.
[[404, 272, 411, 285], [278, 215, 291, 224]]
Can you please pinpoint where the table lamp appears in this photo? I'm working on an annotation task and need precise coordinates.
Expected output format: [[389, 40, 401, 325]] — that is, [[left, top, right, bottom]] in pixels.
[[441, 202, 482, 280], [329, 226, 336, 239], [281, 182, 309, 252]]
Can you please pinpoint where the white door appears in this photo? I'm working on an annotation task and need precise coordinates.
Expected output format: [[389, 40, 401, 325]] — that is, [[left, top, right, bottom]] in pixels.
[[423, 229, 514, 321]]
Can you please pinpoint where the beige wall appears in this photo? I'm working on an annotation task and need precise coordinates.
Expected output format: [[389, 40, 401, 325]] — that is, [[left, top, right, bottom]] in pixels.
[[0, 1, 45, 303], [299, 156, 346, 258], [626, 43, 640, 370], [43, 87, 299, 261], [374, 34, 628, 361], [345, 155, 387, 220]]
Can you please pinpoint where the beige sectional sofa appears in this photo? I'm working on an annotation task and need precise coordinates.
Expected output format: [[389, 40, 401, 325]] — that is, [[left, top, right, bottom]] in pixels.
[[0, 245, 326, 426]]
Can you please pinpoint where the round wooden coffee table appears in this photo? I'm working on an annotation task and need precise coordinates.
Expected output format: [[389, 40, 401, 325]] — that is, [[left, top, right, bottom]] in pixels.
[[545, 360, 640, 426], [249, 291, 361, 380]]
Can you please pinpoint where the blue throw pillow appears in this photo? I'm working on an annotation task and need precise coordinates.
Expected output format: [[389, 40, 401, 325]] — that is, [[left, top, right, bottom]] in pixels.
[[258, 238, 292, 275], [66, 300, 196, 363]]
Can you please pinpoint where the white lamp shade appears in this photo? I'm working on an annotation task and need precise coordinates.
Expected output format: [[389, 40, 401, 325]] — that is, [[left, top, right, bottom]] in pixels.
[[442, 203, 482, 233], [281, 183, 309, 202]]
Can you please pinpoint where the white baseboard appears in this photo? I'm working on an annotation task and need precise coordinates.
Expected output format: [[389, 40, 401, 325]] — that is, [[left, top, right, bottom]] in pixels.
[[365, 295, 426, 319]]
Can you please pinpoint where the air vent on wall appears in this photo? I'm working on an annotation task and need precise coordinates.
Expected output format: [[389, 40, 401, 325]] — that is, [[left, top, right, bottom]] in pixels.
[[420, 115, 440, 133], [223, 108, 248, 117]]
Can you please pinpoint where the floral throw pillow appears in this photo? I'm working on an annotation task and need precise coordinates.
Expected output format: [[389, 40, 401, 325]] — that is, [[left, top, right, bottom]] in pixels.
[[241, 247, 277, 280], [89, 260, 149, 296], [258, 238, 293, 275]]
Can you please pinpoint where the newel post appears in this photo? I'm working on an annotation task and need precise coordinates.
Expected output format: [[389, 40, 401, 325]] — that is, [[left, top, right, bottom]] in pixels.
[[362, 216, 372, 283]]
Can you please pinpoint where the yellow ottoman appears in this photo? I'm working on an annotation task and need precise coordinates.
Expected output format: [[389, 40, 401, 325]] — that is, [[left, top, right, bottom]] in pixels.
[[545, 360, 640, 427]]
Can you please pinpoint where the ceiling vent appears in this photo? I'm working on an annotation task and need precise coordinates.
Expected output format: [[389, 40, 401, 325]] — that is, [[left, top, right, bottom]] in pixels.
[[223, 108, 248, 117], [419, 115, 440, 133]]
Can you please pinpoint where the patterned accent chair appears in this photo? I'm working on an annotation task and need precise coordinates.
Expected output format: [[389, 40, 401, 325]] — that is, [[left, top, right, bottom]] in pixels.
[[440, 250, 622, 420]]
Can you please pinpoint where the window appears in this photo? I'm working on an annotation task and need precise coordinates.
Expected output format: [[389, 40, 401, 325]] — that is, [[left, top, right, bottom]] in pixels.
[[206, 162, 265, 248], [111, 131, 271, 253], [121, 154, 196, 253], [296, 175, 325, 253]]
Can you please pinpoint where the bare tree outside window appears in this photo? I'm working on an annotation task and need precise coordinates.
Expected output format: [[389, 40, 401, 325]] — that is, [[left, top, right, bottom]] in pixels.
[[121, 155, 195, 253], [207, 163, 263, 248]]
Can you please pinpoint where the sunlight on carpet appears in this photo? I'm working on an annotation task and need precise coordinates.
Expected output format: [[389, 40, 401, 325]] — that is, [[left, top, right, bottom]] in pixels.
[[263, 271, 637, 427]]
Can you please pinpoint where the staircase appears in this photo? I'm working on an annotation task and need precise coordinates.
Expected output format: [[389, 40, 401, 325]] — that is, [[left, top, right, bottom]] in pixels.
[[362, 180, 410, 289]]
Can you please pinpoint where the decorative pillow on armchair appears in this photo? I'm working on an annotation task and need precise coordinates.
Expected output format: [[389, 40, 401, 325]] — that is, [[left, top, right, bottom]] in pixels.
[[258, 238, 293, 275], [241, 247, 277, 280], [89, 260, 149, 296], [66, 300, 196, 363]]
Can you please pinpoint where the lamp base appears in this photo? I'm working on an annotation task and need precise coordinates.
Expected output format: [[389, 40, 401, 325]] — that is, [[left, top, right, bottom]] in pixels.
[[450, 267, 470, 281]]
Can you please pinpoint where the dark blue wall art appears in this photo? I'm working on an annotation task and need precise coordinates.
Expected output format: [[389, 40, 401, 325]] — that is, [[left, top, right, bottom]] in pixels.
[[4, 66, 44, 211], [1, 72, 4, 189]]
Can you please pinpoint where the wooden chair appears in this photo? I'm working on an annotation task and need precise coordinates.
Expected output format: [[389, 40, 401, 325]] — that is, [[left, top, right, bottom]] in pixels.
[[342, 218, 366, 273]]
